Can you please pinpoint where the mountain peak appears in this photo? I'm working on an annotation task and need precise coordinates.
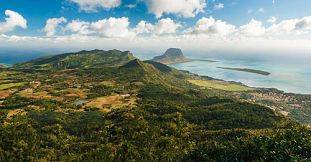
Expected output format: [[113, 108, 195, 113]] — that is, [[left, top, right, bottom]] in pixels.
[[151, 48, 191, 64], [164, 48, 183, 57], [121, 59, 145, 69]]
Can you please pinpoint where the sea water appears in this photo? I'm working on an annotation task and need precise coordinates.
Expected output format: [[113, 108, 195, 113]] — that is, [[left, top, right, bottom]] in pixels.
[[170, 58, 311, 95], [1, 52, 311, 94]]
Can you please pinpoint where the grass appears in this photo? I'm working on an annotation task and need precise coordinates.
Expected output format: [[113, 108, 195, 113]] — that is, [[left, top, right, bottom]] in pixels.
[[0, 73, 8, 79], [86, 95, 137, 113], [0, 82, 25, 90], [188, 79, 255, 92], [0, 90, 14, 99], [0, 71, 21, 79]]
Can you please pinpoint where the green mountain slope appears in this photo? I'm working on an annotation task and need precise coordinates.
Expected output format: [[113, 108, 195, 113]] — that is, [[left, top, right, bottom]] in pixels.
[[120, 59, 191, 89], [0, 50, 310, 161], [16, 49, 136, 69]]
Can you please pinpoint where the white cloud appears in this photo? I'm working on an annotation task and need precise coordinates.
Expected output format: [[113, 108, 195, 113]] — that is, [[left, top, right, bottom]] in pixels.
[[90, 17, 135, 38], [134, 21, 154, 34], [134, 18, 181, 35], [69, 0, 121, 12], [0, 10, 27, 33], [258, 8, 265, 13], [0, 34, 47, 42], [267, 16, 311, 35], [237, 19, 265, 37], [267, 19, 297, 35], [145, 0, 206, 18], [5, 14, 311, 55], [65, 19, 91, 35], [125, 4, 137, 8], [189, 17, 235, 36], [58, 17, 136, 38], [267, 16, 277, 24], [40, 15, 311, 40], [44, 17, 67, 36], [294, 16, 311, 32], [214, 3, 224, 10], [154, 18, 181, 34]]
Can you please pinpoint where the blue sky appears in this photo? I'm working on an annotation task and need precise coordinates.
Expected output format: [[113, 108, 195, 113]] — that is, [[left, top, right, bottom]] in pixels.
[[1, 0, 311, 57], [1, 0, 311, 35]]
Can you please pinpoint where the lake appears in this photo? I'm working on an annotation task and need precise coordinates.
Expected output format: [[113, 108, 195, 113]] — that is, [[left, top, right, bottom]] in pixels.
[[170, 58, 311, 95]]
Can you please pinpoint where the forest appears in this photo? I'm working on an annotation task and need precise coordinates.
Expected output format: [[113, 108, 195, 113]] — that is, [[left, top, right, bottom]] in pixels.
[[0, 50, 310, 161]]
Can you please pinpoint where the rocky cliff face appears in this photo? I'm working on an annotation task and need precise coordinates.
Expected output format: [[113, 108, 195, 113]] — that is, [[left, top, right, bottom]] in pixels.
[[151, 48, 191, 64]]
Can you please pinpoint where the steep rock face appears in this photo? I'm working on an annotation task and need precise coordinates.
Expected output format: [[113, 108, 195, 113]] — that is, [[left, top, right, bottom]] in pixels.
[[151, 48, 191, 64]]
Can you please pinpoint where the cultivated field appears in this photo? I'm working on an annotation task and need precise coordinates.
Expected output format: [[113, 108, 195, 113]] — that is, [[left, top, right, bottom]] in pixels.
[[188, 79, 255, 91]]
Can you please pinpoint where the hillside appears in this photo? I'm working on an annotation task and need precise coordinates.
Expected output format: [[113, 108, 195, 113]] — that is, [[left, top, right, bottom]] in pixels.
[[0, 64, 7, 68], [151, 48, 192, 64], [15, 49, 136, 69], [0, 50, 310, 161]]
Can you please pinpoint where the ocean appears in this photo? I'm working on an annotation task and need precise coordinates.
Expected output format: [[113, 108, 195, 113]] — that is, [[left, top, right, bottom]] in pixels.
[[1, 51, 310, 94], [170, 58, 311, 95]]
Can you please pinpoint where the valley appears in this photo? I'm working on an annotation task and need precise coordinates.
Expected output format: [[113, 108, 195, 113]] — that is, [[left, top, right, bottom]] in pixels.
[[2, 0, 311, 161], [0, 49, 310, 161]]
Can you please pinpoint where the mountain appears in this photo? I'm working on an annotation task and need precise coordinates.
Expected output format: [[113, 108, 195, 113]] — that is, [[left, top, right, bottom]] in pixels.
[[151, 48, 192, 64], [0, 49, 310, 161], [120, 59, 191, 89], [15, 49, 136, 69]]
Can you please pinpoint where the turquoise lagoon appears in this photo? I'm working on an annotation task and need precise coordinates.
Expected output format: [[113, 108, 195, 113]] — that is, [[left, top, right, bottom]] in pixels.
[[170, 58, 311, 94]]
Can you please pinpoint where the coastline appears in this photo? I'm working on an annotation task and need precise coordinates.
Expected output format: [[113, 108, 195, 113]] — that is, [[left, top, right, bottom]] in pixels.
[[170, 60, 311, 95]]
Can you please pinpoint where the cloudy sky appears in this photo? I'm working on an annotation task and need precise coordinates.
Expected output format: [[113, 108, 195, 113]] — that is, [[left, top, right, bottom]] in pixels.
[[1, 0, 311, 57]]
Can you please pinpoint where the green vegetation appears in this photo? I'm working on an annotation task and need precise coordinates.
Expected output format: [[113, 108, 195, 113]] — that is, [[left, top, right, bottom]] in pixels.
[[0, 50, 310, 161], [228, 88, 311, 125], [189, 79, 255, 91], [0, 82, 25, 90], [0, 64, 7, 68], [15, 49, 136, 69], [217, 67, 271, 76]]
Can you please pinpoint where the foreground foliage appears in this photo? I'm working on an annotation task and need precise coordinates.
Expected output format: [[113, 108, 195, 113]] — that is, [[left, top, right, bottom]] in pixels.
[[0, 50, 310, 161]]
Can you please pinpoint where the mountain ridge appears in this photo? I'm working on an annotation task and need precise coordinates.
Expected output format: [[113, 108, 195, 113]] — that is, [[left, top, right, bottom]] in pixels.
[[15, 49, 136, 69], [1, 49, 310, 161]]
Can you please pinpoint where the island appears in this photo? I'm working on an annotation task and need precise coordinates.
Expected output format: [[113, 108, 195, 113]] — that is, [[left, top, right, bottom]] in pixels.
[[217, 67, 271, 76]]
